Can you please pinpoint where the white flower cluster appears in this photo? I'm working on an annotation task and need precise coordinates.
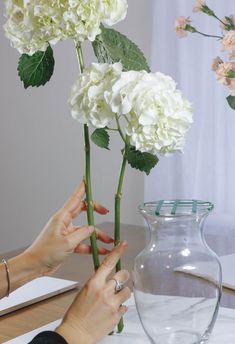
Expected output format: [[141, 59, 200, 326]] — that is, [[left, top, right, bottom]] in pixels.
[[4, 0, 128, 55], [69, 63, 122, 128], [69, 63, 193, 155]]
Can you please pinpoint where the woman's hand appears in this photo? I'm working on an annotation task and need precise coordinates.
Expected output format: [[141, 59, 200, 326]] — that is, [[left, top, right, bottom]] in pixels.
[[56, 241, 131, 344], [23, 180, 113, 276]]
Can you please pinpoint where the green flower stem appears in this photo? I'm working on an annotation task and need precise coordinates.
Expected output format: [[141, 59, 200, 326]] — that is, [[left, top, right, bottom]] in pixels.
[[114, 117, 129, 333], [115, 147, 127, 334], [213, 14, 227, 27], [185, 25, 222, 39], [83, 125, 100, 270], [207, 10, 231, 29], [106, 127, 119, 131], [76, 43, 100, 271], [195, 30, 223, 39], [114, 149, 127, 271], [115, 114, 126, 143], [76, 43, 85, 72]]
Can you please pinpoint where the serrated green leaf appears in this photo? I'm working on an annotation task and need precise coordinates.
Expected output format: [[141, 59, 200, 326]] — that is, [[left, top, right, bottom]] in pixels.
[[227, 70, 235, 78], [18, 45, 55, 89], [92, 27, 150, 72], [125, 146, 158, 175], [227, 95, 235, 110], [91, 128, 110, 150]]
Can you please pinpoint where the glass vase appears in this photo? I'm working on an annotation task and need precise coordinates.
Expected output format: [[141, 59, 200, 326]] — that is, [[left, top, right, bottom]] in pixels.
[[133, 200, 222, 344]]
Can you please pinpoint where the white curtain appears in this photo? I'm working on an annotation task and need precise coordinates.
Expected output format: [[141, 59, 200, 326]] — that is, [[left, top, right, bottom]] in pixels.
[[146, 0, 235, 236]]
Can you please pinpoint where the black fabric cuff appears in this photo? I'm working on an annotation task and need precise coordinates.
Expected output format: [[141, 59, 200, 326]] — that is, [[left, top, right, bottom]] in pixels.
[[29, 331, 68, 344]]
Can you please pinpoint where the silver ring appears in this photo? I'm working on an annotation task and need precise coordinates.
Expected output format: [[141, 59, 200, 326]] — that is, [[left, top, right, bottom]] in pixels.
[[111, 278, 124, 293]]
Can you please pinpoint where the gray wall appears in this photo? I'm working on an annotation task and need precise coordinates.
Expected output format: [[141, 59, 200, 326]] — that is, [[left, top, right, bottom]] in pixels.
[[0, 1, 152, 252]]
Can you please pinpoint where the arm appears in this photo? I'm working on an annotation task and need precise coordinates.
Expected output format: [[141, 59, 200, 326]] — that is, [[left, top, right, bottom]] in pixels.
[[0, 252, 41, 299], [0, 180, 113, 300]]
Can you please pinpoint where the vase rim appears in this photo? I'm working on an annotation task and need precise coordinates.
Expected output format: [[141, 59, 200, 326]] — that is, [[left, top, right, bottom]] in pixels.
[[139, 200, 214, 217]]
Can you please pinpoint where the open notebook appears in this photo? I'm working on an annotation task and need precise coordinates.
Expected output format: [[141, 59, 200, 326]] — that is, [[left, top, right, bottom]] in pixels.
[[175, 253, 235, 290], [0, 276, 79, 316]]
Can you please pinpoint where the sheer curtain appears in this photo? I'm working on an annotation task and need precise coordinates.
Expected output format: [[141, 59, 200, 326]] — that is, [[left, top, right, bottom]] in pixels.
[[146, 0, 235, 237]]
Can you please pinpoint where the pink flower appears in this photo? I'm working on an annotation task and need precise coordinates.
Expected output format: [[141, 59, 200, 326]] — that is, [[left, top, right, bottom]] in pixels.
[[211, 57, 223, 72], [175, 16, 190, 38], [193, 0, 206, 13], [215, 62, 235, 89], [222, 30, 235, 59]]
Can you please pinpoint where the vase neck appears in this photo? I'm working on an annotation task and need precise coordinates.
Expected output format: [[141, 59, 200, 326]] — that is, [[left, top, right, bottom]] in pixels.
[[146, 215, 207, 248], [140, 200, 213, 247]]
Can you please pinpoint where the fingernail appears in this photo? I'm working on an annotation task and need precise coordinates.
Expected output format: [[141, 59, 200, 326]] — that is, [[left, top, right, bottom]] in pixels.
[[88, 226, 95, 233], [121, 240, 128, 247], [116, 240, 127, 248]]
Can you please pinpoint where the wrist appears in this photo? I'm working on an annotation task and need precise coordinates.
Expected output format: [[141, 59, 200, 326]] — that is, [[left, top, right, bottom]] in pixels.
[[56, 321, 93, 344], [22, 246, 47, 277], [4, 252, 42, 294], [17, 251, 43, 279]]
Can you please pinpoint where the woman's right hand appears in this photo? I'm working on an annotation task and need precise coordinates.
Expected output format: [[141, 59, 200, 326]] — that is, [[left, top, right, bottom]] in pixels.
[[56, 241, 131, 344]]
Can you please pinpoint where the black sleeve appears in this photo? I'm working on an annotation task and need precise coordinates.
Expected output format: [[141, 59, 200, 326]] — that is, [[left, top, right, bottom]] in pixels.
[[28, 331, 68, 344]]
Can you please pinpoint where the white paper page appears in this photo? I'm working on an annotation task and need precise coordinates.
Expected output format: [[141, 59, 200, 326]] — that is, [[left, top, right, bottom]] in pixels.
[[0, 277, 79, 316], [4, 295, 235, 344], [175, 253, 235, 290]]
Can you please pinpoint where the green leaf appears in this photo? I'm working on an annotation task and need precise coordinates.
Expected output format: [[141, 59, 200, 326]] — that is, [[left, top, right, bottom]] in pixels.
[[18, 45, 55, 89], [227, 70, 235, 78], [227, 95, 235, 110], [125, 146, 158, 175], [91, 128, 110, 150], [92, 26, 150, 72]]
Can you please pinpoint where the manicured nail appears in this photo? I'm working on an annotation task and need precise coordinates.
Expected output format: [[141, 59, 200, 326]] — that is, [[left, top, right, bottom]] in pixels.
[[124, 306, 128, 313], [88, 226, 95, 233], [117, 240, 127, 248]]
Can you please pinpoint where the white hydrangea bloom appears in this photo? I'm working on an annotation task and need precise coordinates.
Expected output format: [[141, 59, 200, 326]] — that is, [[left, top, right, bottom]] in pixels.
[[64, 0, 128, 41], [4, 0, 128, 55], [4, 0, 64, 55], [102, 0, 128, 26], [63, 0, 104, 43], [69, 62, 122, 128], [110, 71, 193, 155]]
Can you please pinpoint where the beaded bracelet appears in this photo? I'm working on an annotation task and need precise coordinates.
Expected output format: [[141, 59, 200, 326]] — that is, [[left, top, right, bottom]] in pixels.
[[2, 259, 10, 297]]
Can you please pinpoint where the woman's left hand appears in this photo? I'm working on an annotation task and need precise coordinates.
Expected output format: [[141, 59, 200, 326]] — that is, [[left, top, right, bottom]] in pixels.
[[23, 180, 113, 276]]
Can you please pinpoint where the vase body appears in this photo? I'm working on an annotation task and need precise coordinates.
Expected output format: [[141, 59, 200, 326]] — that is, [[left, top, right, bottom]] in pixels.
[[133, 200, 222, 344]]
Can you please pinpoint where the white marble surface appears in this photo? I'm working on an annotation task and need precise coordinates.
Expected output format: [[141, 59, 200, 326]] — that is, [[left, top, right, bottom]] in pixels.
[[5, 295, 235, 343]]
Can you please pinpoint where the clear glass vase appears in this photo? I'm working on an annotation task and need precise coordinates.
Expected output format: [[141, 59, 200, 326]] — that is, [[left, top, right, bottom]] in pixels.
[[133, 200, 222, 344]]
